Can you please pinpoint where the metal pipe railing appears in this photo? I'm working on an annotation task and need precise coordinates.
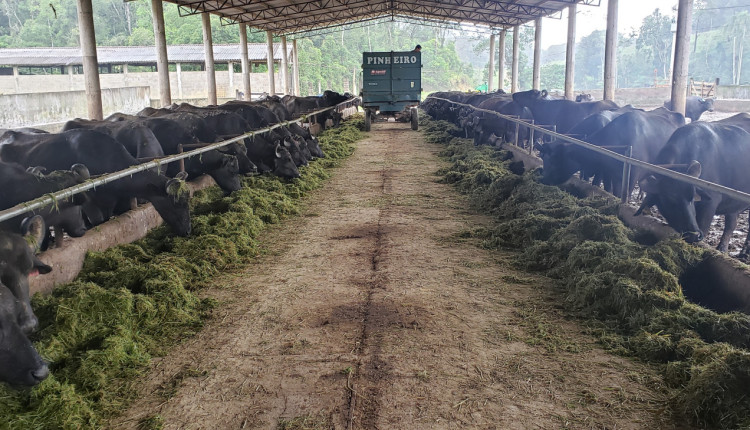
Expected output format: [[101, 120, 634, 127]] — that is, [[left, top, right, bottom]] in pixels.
[[0, 97, 362, 224], [425, 96, 750, 206]]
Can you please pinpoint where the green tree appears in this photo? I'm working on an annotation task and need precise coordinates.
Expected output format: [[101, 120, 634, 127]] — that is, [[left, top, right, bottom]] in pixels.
[[636, 9, 673, 80]]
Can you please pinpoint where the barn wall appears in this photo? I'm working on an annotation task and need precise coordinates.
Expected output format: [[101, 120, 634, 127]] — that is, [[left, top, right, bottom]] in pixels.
[[0, 70, 283, 101], [0, 86, 150, 128]]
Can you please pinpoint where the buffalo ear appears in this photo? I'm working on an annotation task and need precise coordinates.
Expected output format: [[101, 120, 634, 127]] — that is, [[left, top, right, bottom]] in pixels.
[[534, 141, 545, 152], [71, 163, 90, 181], [540, 89, 548, 98], [274, 144, 283, 159], [21, 215, 46, 253], [174, 171, 189, 181], [686, 160, 702, 178], [639, 175, 659, 195], [33, 255, 52, 274]]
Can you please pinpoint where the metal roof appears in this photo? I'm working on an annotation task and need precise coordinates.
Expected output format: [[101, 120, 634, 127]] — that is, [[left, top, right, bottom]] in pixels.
[[169, 0, 600, 36], [0, 43, 289, 67]]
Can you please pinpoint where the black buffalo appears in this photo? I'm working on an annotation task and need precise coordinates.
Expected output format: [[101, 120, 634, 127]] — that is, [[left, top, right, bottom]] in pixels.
[[638, 122, 750, 252], [62, 119, 165, 160], [663, 96, 715, 122], [0, 129, 191, 236], [540, 108, 684, 197], [512, 89, 619, 134]]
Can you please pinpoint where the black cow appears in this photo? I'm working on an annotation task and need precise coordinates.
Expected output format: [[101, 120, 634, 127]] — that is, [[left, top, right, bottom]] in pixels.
[[106, 114, 250, 192], [540, 108, 684, 197], [638, 122, 750, 252], [663, 96, 715, 122], [512, 89, 619, 134], [246, 134, 300, 179], [62, 119, 165, 160], [0, 129, 191, 236], [0, 216, 50, 336], [0, 281, 48, 386]]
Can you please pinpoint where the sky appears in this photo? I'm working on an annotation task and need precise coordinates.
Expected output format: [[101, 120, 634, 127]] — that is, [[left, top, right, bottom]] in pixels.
[[539, 0, 680, 49]]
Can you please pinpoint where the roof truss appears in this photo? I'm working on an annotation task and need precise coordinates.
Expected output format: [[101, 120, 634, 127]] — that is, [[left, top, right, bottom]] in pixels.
[[166, 0, 601, 36]]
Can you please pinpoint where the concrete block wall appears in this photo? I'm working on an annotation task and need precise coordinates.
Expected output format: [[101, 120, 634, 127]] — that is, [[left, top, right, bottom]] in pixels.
[[0, 86, 150, 128], [0, 70, 284, 101]]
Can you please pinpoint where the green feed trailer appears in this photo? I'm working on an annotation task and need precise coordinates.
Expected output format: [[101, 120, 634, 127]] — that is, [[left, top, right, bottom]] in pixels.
[[361, 51, 422, 131]]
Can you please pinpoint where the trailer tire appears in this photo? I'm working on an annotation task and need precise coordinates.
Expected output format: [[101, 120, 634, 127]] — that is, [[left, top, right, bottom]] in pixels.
[[364, 109, 371, 131], [410, 108, 419, 130]]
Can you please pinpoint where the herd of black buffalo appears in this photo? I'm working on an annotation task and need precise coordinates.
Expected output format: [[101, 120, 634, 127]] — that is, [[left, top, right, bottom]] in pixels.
[[423, 89, 750, 255], [0, 90, 355, 387]]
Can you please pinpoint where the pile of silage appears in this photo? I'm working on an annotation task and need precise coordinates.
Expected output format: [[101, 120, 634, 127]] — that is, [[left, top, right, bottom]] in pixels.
[[423, 117, 750, 428], [0, 115, 364, 429]]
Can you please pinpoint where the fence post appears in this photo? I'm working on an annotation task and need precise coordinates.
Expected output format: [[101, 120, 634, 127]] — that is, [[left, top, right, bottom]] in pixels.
[[528, 120, 535, 154], [178, 144, 185, 173], [621, 145, 633, 203], [514, 121, 520, 147]]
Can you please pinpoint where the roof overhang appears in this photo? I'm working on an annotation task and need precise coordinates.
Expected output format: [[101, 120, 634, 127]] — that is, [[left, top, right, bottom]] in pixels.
[[165, 0, 601, 36]]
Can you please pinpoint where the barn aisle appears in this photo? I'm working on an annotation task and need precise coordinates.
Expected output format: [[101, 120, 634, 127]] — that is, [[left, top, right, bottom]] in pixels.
[[114, 121, 678, 429]]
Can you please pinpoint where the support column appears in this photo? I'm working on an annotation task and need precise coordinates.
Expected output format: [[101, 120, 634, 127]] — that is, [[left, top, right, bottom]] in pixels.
[[564, 4, 577, 100], [12, 66, 19, 93], [533, 18, 542, 90], [670, 0, 694, 115], [151, 0, 171, 106], [292, 39, 300, 96], [228, 61, 234, 89], [511, 25, 520, 93], [201, 13, 217, 105], [75, 0, 103, 120], [498, 29, 506, 91], [488, 33, 495, 92], [281, 35, 289, 95], [603, 0, 618, 101], [266, 31, 276, 96], [176, 63, 183, 99], [239, 23, 252, 101], [353, 68, 357, 95]]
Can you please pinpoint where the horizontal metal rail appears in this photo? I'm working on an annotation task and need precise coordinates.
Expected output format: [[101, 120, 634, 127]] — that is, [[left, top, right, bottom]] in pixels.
[[0, 97, 362, 224], [425, 96, 750, 206]]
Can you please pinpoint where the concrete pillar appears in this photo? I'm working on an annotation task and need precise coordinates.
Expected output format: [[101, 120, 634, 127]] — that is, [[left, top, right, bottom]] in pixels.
[[201, 13, 217, 105], [533, 18, 542, 90], [293, 39, 301, 96], [151, 0, 171, 106], [12, 66, 19, 93], [281, 35, 289, 95], [498, 30, 506, 91], [67, 65, 74, 91], [239, 23, 252, 101], [564, 5, 577, 100], [670, 0, 694, 115], [176, 62, 183, 99], [511, 26, 520, 93], [266, 31, 276, 95], [353, 68, 357, 95], [75, 0, 103, 120], [603, 0, 618, 101], [488, 33, 495, 92], [228, 61, 234, 89]]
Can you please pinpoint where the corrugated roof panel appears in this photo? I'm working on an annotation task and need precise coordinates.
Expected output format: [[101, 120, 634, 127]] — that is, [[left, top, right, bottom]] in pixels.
[[0, 43, 289, 67]]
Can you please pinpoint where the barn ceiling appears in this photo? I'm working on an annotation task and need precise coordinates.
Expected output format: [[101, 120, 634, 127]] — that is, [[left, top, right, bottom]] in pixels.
[[166, 0, 601, 36]]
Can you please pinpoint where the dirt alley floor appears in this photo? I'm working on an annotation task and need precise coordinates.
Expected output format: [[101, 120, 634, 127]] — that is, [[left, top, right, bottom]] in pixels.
[[114, 121, 681, 430]]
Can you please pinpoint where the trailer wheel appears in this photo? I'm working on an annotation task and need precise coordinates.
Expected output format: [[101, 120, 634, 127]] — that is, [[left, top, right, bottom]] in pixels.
[[410, 107, 419, 130], [364, 109, 371, 131]]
